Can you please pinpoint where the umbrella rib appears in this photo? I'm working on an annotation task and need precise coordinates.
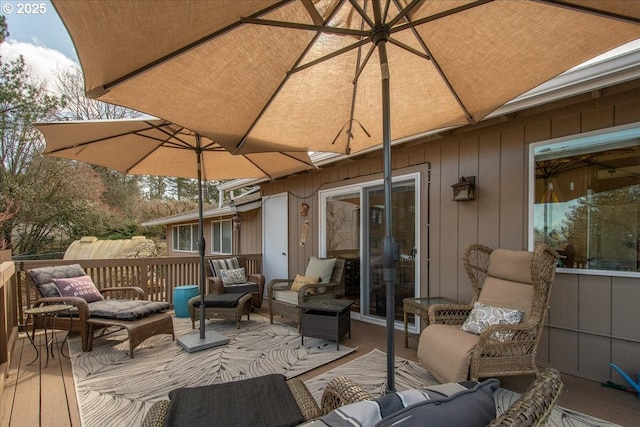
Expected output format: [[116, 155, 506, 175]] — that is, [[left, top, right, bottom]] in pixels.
[[389, 0, 493, 35], [390, 0, 475, 123], [535, 0, 640, 25], [347, 0, 375, 28], [241, 17, 369, 37], [236, 0, 352, 153], [44, 121, 163, 155], [93, 0, 294, 97], [387, 0, 423, 28], [290, 38, 370, 74]]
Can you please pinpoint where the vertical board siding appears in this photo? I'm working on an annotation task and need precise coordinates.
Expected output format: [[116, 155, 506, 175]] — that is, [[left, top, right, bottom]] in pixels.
[[258, 80, 640, 383]]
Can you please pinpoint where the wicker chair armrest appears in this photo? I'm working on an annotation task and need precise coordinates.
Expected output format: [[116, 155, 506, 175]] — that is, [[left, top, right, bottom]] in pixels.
[[428, 303, 473, 325], [267, 278, 294, 298], [295, 281, 336, 298], [34, 296, 89, 321], [476, 322, 540, 351], [247, 273, 265, 286], [488, 368, 563, 427], [141, 400, 170, 427], [207, 276, 224, 294], [101, 286, 146, 299], [287, 378, 322, 421], [320, 376, 373, 415]]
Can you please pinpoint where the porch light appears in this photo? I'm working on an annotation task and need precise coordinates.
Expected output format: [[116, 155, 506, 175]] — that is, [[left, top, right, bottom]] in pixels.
[[452, 176, 476, 202]]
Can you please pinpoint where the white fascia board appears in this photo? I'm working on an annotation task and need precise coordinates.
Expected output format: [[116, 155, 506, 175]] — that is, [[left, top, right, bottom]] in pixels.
[[141, 205, 235, 226]]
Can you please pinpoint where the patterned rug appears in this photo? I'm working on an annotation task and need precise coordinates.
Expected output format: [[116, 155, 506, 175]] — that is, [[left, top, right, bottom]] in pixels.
[[69, 315, 355, 427], [304, 349, 620, 427]]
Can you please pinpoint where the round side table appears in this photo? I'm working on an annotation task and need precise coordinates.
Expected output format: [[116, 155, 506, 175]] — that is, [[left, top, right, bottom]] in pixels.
[[24, 304, 74, 368], [174, 285, 200, 318]]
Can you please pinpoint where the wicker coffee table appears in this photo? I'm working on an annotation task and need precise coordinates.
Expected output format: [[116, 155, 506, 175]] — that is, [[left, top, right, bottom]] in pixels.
[[297, 299, 354, 350]]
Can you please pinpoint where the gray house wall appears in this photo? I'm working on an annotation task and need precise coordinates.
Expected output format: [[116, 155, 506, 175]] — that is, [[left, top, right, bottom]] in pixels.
[[259, 78, 640, 383]]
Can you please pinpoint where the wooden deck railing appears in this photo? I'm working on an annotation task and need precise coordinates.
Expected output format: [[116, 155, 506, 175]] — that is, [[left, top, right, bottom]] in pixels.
[[1, 254, 262, 366]]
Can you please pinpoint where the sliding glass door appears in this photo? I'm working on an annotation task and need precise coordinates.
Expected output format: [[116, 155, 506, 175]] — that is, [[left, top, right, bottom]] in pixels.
[[320, 173, 419, 326]]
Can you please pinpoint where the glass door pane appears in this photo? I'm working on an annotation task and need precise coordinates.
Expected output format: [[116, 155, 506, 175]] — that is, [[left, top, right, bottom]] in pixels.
[[325, 191, 362, 310], [363, 180, 417, 322]]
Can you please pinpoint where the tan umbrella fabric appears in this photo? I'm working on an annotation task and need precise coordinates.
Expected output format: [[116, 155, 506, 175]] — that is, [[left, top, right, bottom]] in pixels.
[[53, 0, 640, 155], [51, 0, 640, 388], [34, 119, 315, 180]]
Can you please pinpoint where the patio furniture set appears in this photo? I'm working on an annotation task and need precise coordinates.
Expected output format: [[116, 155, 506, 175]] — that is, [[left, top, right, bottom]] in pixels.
[[25, 243, 561, 426]]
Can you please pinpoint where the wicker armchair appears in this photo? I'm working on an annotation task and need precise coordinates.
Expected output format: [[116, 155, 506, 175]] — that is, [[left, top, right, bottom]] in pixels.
[[489, 368, 564, 426], [418, 243, 558, 382], [267, 258, 346, 331], [207, 256, 265, 308]]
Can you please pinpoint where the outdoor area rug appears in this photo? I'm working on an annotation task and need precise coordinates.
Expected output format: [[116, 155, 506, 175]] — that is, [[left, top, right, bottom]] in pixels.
[[304, 349, 620, 427], [68, 315, 355, 427]]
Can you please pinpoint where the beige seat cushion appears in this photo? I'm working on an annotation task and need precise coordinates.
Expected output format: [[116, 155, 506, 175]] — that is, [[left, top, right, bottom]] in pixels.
[[417, 324, 479, 383], [274, 290, 299, 305]]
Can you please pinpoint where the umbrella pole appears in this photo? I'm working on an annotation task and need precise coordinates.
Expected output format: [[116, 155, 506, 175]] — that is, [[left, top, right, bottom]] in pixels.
[[176, 135, 230, 352], [196, 140, 207, 340], [373, 13, 397, 392]]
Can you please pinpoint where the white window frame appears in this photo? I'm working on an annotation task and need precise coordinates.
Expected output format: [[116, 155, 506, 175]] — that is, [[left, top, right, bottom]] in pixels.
[[172, 223, 198, 253], [528, 122, 640, 278], [210, 219, 233, 255]]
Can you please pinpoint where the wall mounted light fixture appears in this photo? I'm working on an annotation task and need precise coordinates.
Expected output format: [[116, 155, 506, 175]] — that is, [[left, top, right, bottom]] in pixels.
[[452, 176, 476, 202]]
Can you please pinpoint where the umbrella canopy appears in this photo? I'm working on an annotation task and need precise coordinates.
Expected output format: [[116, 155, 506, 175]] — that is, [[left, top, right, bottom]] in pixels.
[[53, 1, 640, 155], [51, 0, 640, 390], [34, 118, 315, 348], [34, 119, 315, 181]]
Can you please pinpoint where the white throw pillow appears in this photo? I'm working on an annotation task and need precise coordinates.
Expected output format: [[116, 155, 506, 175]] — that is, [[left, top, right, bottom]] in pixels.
[[218, 267, 246, 285], [462, 302, 523, 336]]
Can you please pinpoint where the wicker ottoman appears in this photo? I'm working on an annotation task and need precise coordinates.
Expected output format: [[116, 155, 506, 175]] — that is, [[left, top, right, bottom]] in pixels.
[[188, 293, 252, 329]]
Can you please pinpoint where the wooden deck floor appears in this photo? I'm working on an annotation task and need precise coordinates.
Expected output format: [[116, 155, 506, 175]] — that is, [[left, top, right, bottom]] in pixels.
[[2, 310, 638, 427]]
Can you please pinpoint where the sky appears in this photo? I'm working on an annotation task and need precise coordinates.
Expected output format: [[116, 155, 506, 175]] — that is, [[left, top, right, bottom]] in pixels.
[[2, 0, 78, 86]]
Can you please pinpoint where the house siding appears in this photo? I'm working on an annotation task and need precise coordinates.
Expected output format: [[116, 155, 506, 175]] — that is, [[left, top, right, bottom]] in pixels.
[[258, 78, 640, 383]]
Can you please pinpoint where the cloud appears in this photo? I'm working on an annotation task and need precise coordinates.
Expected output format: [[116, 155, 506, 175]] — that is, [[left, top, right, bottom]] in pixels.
[[2, 39, 78, 91]]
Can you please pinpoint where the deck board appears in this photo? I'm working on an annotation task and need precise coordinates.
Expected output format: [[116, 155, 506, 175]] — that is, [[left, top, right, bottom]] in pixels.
[[2, 312, 638, 427]]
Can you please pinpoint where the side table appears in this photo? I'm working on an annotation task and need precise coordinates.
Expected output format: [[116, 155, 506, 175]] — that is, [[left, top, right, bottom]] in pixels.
[[24, 304, 74, 368], [297, 299, 354, 350], [403, 297, 457, 348]]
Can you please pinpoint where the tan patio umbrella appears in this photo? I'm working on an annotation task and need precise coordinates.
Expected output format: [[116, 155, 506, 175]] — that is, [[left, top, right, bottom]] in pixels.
[[51, 0, 640, 389], [34, 118, 316, 350]]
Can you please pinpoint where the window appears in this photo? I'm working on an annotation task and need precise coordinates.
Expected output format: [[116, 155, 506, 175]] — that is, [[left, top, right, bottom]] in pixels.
[[211, 220, 232, 254], [530, 124, 640, 274], [172, 224, 198, 252]]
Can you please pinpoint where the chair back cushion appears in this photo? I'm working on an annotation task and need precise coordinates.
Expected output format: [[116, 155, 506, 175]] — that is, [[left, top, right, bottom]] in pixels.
[[479, 249, 534, 322], [209, 257, 240, 277], [305, 257, 336, 284], [28, 264, 88, 298], [310, 378, 498, 427], [486, 248, 533, 284]]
